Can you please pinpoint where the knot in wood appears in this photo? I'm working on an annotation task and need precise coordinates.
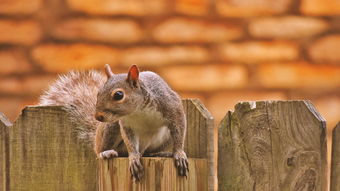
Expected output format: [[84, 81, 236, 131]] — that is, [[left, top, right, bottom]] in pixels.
[[287, 157, 294, 166]]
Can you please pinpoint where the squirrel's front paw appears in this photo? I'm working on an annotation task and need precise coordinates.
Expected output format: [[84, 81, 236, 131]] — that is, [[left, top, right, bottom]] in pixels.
[[129, 154, 144, 182], [173, 150, 189, 177], [99, 149, 118, 159]]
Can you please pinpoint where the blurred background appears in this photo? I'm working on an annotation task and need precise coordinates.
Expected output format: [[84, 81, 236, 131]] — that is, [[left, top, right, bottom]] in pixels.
[[0, 0, 339, 159]]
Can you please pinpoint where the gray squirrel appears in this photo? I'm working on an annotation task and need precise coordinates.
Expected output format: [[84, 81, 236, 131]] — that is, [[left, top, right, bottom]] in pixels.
[[39, 64, 188, 181]]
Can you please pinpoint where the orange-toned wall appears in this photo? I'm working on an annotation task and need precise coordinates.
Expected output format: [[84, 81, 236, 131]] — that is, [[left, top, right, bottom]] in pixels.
[[0, 0, 339, 132]]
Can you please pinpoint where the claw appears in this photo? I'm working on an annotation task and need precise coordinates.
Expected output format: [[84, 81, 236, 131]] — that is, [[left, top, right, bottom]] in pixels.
[[173, 150, 189, 178], [132, 163, 139, 173], [175, 158, 180, 167], [183, 159, 188, 171], [185, 160, 189, 172], [129, 154, 144, 182]]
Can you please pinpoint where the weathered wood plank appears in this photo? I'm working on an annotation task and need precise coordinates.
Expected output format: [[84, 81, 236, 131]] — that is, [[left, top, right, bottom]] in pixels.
[[0, 112, 11, 191], [182, 99, 214, 158], [5, 106, 97, 191], [330, 122, 340, 191], [98, 158, 207, 191], [218, 101, 327, 191], [182, 99, 214, 191]]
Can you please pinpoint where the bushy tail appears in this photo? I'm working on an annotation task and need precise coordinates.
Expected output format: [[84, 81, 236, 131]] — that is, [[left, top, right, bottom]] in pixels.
[[39, 70, 107, 146]]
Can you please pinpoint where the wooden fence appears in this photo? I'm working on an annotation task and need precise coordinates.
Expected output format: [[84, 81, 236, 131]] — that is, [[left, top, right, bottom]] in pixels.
[[218, 101, 328, 191], [331, 122, 340, 191], [0, 100, 339, 191], [0, 106, 98, 191], [0, 99, 214, 191]]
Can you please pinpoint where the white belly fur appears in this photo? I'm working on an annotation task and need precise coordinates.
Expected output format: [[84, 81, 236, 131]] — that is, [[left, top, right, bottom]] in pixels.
[[121, 108, 170, 153]]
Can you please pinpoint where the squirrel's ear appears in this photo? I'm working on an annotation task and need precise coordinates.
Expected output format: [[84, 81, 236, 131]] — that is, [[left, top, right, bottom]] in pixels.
[[104, 64, 114, 78], [127, 65, 139, 88]]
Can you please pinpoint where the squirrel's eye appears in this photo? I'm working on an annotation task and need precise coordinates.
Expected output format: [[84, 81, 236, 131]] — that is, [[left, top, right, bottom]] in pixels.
[[113, 91, 124, 101]]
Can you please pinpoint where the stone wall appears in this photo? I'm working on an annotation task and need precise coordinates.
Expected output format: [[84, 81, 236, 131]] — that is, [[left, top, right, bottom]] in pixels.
[[0, 0, 339, 132]]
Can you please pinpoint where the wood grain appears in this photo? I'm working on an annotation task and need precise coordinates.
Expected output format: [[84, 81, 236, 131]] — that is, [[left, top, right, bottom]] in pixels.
[[98, 158, 207, 191], [182, 99, 214, 191], [330, 122, 340, 191], [218, 101, 327, 191], [2, 106, 97, 191], [1, 98, 214, 191], [0, 112, 11, 191]]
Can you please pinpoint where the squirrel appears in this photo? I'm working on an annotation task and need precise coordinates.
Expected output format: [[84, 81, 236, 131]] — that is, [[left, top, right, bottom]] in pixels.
[[39, 64, 188, 181]]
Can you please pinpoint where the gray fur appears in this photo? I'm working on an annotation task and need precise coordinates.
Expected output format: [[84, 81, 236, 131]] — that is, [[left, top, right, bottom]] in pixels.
[[39, 70, 107, 146], [96, 71, 185, 153], [96, 67, 188, 179], [39, 66, 188, 180]]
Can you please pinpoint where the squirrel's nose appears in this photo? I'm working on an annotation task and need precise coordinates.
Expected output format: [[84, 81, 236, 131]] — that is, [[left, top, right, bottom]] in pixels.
[[95, 112, 105, 122]]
